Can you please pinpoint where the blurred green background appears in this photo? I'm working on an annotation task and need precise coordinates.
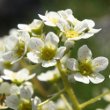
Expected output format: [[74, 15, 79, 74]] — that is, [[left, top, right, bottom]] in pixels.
[[0, 0, 110, 110]]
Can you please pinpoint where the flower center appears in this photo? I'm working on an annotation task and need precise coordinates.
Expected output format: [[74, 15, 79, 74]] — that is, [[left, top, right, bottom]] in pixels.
[[65, 30, 79, 38], [40, 45, 56, 61], [19, 100, 32, 110], [49, 18, 58, 24], [16, 40, 25, 57], [79, 62, 93, 76]]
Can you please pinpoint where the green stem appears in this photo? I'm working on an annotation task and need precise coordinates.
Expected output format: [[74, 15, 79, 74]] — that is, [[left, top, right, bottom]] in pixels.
[[38, 89, 65, 108], [57, 60, 81, 110], [54, 83, 73, 110], [80, 90, 110, 109], [60, 94, 73, 110]]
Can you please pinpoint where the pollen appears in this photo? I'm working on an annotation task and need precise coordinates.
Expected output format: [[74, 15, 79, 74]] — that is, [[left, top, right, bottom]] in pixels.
[[65, 30, 79, 38], [79, 61, 93, 76], [49, 18, 58, 24], [40, 45, 56, 61]]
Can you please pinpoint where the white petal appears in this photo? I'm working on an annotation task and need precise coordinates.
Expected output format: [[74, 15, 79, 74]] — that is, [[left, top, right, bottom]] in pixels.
[[66, 58, 78, 71], [89, 28, 101, 33], [92, 57, 109, 72], [64, 40, 75, 49], [6, 95, 20, 110], [20, 85, 33, 100], [10, 85, 20, 95], [42, 60, 56, 67], [29, 37, 44, 50], [89, 73, 105, 84], [2, 69, 14, 80], [5, 36, 18, 50], [32, 96, 41, 110], [26, 73, 36, 81], [18, 31, 30, 44], [38, 14, 48, 21], [45, 32, 59, 45], [55, 47, 66, 59], [27, 52, 41, 64], [2, 51, 15, 62], [4, 69, 13, 75], [37, 68, 60, 81], [74, 19, 95, 33], [78, 45, 92, 62], [18, 24, 29, 31], [74, 73, 90, 84], [45, 21, 56, 27], [16, 68, 29, 81]]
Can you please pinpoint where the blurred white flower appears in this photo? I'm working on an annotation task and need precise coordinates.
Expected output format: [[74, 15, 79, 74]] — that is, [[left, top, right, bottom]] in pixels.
[[37, 68, 60, 81], [2, 68, 35, 84], [38, 11, 61, 27], [27, 32, 66, 67], [6, 84, 41, 110], [18, 19, 44, 35], [1, 31, 30, 64], [67, 45, 109, 84]]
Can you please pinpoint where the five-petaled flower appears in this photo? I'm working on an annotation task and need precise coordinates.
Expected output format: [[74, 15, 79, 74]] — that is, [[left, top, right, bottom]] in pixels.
[[27, 32, 66, 67], [66, 45, 109, 84]]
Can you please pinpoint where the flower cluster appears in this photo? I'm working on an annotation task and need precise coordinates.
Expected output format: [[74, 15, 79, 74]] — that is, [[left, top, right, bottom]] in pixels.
[[0, 9, 109, 110]]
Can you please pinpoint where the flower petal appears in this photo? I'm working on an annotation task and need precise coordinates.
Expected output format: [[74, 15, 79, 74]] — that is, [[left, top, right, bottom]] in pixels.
[[45, 32, 59, 45], [27, 52, 41, 64], [55, 46, 66, 59], [89, 73, 105, 84], [5, 36, 18, 50], [66, 58, 78, 71], [78, 45, 92, 62], [18, 24, 29, 31], [92, 57, 109, 72], [42, 59, 56, 67], [20, 85, 33, 100], [74, 19, 95, 33], [29, 37, 44, 51], [74, 73, 90, 84], [6, 95, 20, 110]]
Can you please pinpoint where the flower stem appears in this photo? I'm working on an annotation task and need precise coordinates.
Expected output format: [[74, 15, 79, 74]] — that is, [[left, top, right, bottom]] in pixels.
[[54, 83, 73, 110], [38, 89, 65, 108], [57, 60, 81, 110], [80, 90, 110, 109]]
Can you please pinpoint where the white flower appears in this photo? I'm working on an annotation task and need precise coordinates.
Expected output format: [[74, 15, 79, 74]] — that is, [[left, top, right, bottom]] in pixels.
[[67, 45, 109, 84], [27, 32, 66, 67], [2, 31, 30, 64], [58, 19, 101, 42], [18, 19, 43, 35], [38, 11, 61, 27], [2, 68, 35, 84], [37, 68, 60, 81], [6, 85, 41, 110]]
